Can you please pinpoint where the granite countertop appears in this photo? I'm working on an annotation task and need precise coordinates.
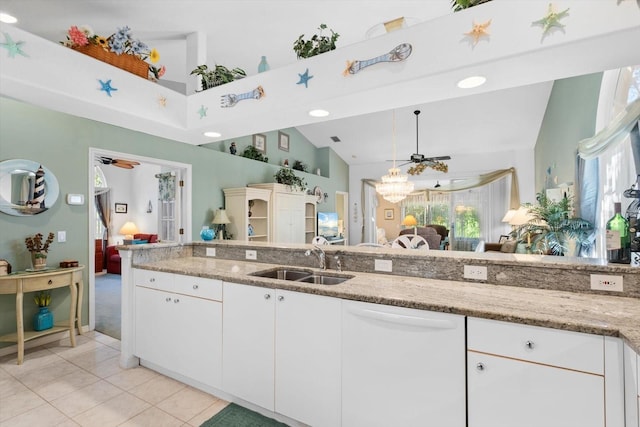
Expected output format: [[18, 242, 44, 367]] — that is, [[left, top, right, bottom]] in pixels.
[[134, 257, 640, 353]]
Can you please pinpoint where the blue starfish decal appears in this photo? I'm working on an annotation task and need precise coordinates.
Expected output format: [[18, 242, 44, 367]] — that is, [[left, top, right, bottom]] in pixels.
[[198, 105, 208, 118], [297, 68, 313, 88], [98, 79, 117, 97], [0, 32, 28, 58]]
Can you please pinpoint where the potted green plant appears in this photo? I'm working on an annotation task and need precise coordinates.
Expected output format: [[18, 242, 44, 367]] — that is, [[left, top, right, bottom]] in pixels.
[[450, 0, 493, 12], [293, 24, 340, 59], [33, 291, 53, 331], [292, 160, 308, 172], [275, 167, 306, 192], [241, 145, 268, 162], [512, 192, 594, 256], [190, 64, 247, 91]]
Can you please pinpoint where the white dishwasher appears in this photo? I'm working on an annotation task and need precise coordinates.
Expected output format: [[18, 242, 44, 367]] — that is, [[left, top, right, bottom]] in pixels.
[[342, 300, 466, 427]]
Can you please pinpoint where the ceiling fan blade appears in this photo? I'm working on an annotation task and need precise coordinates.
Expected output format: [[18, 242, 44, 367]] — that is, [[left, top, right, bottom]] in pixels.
[[423, 155, 451, 161], [397, 161, 412, 167], [114, 159, 140, 166], [113, 163, 134, 169]]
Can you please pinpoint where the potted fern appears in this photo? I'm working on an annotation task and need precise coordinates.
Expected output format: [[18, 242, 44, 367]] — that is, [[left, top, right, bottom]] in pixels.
[[190, 64, 246, 91], [293, 24, 340, 59]]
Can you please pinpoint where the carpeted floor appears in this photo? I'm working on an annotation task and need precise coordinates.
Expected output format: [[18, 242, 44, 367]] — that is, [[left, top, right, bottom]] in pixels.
[[95, 272, 121, 340]]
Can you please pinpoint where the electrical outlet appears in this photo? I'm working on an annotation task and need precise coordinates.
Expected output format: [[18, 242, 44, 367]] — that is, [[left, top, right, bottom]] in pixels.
[[374, 259, 392, 272], [205, 248, 216, 257], [464, 265, 487, 280], [590, 274, 623, 292], [246, 250, 257, 260], [57, 231, 66, 243]]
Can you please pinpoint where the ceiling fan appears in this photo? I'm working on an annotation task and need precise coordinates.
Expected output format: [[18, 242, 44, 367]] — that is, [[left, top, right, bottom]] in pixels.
[[96, 156, 140, 169], [397, 110, 451, 175]]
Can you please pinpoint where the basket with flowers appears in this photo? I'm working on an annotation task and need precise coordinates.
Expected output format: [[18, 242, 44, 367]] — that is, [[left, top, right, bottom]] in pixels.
[[61, 25, 165, 80]]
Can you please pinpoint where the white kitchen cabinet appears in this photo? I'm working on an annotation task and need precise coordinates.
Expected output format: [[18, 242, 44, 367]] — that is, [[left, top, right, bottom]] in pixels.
[[342, 300, 466, 427], [467, 317, 605, 427], [249, 183, 305, 243], [222, 281, 275, 410], [133, 269, 222, 389], [223, 187, 271, 242], [625, 343, 640, 427], [304, 195, 317, 243], [222, 282, 341, 426]]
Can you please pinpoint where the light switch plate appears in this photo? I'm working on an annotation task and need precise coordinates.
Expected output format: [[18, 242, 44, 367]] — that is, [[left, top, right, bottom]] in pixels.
[[374, 259, 392, 272], [590, 274, 623, 292], [206, 248, 216, 257], [246, 250, 257, 260]]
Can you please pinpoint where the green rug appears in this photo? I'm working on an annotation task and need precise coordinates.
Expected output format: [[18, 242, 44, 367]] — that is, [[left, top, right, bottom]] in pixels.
[[200, 403, 290, 427]]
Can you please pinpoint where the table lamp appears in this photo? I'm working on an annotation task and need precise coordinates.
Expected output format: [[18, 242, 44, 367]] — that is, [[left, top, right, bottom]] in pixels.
[[402, 214, 418, 235], [119, 221, 139, 242], [212, 209, 231, 240]]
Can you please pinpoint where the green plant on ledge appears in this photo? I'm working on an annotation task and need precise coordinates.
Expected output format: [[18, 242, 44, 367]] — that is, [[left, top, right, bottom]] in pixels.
[[293, 24, 340, 59], [275, 167, 306, 192], [511, 191, 595, 256], [241, 145, 268, 162], [450, 0, 492, 12], [190, 64, 246, 91], [292, 160, 308, 172]]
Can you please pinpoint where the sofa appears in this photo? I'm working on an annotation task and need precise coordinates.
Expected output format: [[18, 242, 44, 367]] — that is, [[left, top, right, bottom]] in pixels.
[[106, 233, 158, 275]]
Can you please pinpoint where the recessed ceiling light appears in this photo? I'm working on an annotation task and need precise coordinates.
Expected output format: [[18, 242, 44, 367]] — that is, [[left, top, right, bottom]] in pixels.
[[0, 13, 17, 23], [457, 75, 486, 89], [309, 109, 330, 118], [203, 131, 221, 138]]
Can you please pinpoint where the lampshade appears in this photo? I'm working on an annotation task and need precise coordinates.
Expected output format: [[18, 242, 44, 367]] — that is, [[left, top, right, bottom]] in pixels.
[[402, 214, 417, 227], [212, 209, 230, 225], [119, 221, 139, 240], [508, 207, 534, 226], [501, 209, 517, 223]]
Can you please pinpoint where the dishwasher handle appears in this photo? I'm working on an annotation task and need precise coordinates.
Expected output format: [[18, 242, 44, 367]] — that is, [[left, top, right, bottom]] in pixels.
[[347, 306, 458, 330]]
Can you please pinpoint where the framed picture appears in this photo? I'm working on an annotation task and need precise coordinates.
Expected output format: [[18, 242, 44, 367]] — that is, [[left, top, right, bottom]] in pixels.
[[115, 203, 128, 214], [384, 209, 394, 220], [278, 131, 290, 152], [253, 133, 266, 154]]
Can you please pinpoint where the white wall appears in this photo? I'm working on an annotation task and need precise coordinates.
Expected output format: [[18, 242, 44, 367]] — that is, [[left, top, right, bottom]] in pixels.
[[348, 148, 535, 244]]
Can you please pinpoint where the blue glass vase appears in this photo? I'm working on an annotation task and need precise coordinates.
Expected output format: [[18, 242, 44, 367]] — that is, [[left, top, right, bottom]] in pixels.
[[258, 56, 270, 73], [34, 307, 53, 331], [200, 227, 214, 241]]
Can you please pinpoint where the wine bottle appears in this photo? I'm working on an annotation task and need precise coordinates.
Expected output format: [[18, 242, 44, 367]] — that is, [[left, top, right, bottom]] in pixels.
[[606, 202, 630, 263]]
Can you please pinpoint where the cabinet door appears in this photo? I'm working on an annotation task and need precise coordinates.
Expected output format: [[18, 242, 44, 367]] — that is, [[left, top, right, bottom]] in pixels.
[[274, 193, 304, 243], [134, 286, 175, 368], [625, 343, 640, 427], [222, 282, 275, 410], [342, 301, 466, 427], [467, 352, 604, 427], [275, 290, 341, 427]]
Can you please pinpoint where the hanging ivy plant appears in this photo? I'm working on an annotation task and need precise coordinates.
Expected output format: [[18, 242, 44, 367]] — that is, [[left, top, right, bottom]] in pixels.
[[241, 145, 268, 162], [450, 0, 492, 12], [293, 24, 340, 59], [275, 167, 306, 192]]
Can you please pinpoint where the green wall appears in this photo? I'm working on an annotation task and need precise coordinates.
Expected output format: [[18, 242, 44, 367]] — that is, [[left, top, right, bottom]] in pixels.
[[534, 73, 603, 192], [0, 96, 348, 344]]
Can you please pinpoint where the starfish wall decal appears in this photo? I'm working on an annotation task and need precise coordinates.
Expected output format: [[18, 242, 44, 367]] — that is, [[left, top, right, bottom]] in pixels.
[[297, 68, 313, 88], [98, 79, 117, 97], [532, 3, 570, 41], [198, 105, 208, 118], [0, 32, 28, 58], [464, 19, 492, 46]]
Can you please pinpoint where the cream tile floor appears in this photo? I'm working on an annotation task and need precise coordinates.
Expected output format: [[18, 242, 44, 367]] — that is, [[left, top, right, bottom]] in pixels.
[[0, 331, 229, 427]]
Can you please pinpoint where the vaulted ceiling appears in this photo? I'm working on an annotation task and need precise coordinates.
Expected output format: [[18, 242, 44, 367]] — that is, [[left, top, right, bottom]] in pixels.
[[1, 0, 639, 166]]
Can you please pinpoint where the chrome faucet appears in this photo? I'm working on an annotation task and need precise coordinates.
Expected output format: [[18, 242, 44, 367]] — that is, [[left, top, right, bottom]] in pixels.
[[305, 245, 326, 270]]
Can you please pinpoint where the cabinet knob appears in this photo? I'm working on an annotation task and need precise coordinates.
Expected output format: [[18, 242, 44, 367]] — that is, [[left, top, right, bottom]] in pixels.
[[193, 284, 199, 290], [476, 362, 485, 371], [48, 279, 53, 285], [278, 295, 285, 302], [525, 340, 534, 349], [174, 298, 180, 303], [264, 294, 271, 300], [150, 278, 155, 283], [165, 297, 171, 302]]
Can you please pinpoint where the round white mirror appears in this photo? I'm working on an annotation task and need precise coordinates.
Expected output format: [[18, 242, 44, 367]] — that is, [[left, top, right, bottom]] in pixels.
[[0, 159, 59, 216]]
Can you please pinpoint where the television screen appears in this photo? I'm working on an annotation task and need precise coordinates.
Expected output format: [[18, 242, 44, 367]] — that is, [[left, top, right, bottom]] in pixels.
[[317, 212, 339, 238]]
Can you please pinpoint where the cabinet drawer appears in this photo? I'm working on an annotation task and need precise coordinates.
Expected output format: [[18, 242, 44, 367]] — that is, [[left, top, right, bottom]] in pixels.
[[22, 273, 72, 292], [133, 269, 173, 289], [172, 275, 222, 301], [468, 317, 603, 374]]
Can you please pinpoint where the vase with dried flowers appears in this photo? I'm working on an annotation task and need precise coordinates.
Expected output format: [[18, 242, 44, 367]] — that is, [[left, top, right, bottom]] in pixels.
[[25, 232, 54, 270], [61, 25, 166, 80]]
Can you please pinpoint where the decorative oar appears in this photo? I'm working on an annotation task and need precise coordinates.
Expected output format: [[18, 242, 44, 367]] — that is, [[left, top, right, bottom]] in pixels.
[[343, 43, 412, 76], [220, 86, 265, 108]]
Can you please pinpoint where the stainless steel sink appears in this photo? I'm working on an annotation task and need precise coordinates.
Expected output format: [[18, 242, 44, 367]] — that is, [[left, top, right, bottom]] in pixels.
[[251, 268, 353, 285], [296, 274, 353, 285]]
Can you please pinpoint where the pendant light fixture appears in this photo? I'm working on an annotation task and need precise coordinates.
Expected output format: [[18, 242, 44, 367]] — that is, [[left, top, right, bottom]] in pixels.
[[376, 111, 414, 203]]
